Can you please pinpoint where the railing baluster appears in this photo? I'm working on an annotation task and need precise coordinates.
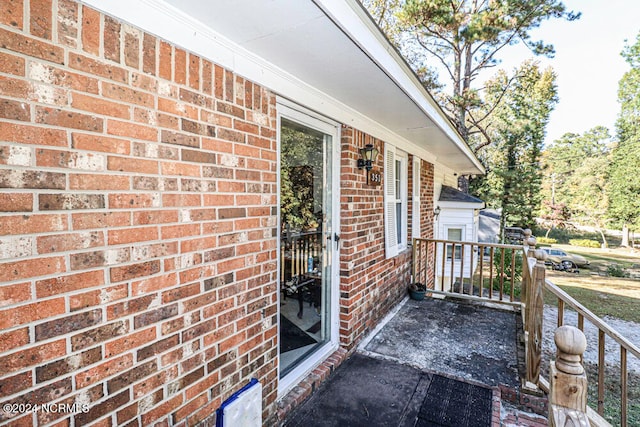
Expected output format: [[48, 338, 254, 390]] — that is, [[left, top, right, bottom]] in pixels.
[[419, 240, 423, 286], [419, 241, 429, 286], [557, 299, 564, 328], [430, 240, 435, 289], [577, 313, 584, 331], [510, 251, 516, 303], [420, 239, 424, 285], [450, 243, 455, 293], [440, 242, 446, 292], [281, 243, 285, 283], [419, 241, 429, 287], [598, 330, 605, 415], [295, 237, 300, 277], [489, 247, 494, 297], [499, 248, 505, 300], [460, 243, 466, 295], [412, 238, 418, 284], [420, 240, 424, 285], [621, 346, 628, 427], [479, 245, 484, 298]]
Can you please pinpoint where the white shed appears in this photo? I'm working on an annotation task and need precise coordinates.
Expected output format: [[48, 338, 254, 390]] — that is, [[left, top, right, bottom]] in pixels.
[[435, 186, 485, 291]]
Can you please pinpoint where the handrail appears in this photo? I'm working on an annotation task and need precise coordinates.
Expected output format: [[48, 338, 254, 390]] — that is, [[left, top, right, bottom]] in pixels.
[[543, 279, 639, 427], [418, 238, 522, 250], [544, 280, 640, 360]]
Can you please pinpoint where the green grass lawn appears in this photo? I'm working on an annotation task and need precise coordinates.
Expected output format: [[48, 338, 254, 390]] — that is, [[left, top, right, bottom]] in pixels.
[[543, 273, 640, 323], [543, 244, 640, 323]]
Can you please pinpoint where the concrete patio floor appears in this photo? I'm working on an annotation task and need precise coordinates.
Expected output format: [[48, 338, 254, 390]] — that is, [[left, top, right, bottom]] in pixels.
[[283, 297, 547, 426], [361, 297, 522, 389]]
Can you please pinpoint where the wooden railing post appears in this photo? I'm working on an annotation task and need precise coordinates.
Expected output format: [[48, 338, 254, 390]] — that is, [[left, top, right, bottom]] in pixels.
[[523, 229, 535, 257], [521, 229, 536, 309], [524, 247, 546, 391], [549, 325, 589, 426]]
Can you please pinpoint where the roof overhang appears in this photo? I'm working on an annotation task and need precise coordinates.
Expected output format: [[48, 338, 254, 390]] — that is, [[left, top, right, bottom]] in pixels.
[[81, 0, 484, 175], [438, 186, 485, 210], [439, 201, 485, 210]]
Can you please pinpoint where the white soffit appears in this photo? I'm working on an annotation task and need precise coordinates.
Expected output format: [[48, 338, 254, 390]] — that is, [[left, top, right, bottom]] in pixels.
[[81, 0, 483, 175]]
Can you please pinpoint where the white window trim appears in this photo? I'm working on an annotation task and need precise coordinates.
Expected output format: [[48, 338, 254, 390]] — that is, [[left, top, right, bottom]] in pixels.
[[412, 156, 421, 240], [445, 226, 465, 260]]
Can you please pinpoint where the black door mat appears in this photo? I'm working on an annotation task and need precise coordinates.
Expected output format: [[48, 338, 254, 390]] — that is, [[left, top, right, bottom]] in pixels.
[[416, 374, 492, 427]]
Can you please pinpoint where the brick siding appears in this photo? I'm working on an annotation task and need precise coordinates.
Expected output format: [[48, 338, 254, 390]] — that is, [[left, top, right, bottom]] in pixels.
[[0, 1, 437, 425], [337, 128, 435, 349], [0, 1, 279, 425]]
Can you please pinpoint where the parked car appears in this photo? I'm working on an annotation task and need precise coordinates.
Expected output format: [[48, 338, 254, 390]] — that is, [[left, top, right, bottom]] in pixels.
[[540, 248, 590, 268]]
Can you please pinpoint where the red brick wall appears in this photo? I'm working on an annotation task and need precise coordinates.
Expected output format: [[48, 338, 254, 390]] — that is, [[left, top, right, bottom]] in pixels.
[[0, 1, 440, 425], [0, 2, 279, 425], [419, 159, 435, 240], [338, 127, 435, 349]]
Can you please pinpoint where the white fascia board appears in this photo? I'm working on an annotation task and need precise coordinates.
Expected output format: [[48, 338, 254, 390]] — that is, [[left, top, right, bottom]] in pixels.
[[316, 0, 484, 175], [439, 201, 485, 210], [80, 0, 439, 164]]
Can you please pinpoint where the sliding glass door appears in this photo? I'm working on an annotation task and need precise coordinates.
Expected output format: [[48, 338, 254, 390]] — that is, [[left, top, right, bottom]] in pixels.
[[277, 104, 338, 385]]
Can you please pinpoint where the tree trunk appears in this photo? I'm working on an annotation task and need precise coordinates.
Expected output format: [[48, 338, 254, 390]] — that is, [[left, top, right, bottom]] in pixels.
[[597, 228, 608, 248], [622, 223, 630, 247]]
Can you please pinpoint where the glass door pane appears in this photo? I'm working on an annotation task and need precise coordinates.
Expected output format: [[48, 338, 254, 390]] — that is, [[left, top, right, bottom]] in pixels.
[[279, 118, 332, 377]]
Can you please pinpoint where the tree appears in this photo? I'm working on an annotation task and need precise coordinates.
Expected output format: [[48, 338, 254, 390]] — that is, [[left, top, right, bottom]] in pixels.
[[362, 0, 402, 37], [369, 0, 579, 153], [472, 61, 557, 238], [571, 153, 612, 247], [543, 127, 610, 202], [539, 199, 571, 238], [540, 127, 612, 244], [540, 127, 612, 245], [608, 31, 640, 246], [608, 137, 640, 246]]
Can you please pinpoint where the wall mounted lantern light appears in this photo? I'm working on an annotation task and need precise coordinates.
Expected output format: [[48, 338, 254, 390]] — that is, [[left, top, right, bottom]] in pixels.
[[434, 206, 441, 220], [357, 143, 379, 172], [357, 143, 380, 185]]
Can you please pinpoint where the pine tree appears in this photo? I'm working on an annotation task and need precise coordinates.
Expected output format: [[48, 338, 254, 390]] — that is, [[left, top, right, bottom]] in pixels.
[[608, 32, 640, 245], [473, 61, 557, 237], [363, 0, 579, 153]]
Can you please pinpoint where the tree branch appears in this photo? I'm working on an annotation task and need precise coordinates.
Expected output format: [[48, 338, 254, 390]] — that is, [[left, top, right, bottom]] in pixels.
[[469, 5, 544, 77], [415, 37, 457, 83], [473, 72, 524, 125]]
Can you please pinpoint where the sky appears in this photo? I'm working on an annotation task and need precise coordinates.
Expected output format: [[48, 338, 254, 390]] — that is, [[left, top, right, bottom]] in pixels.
[[492, 0, 640, 146]]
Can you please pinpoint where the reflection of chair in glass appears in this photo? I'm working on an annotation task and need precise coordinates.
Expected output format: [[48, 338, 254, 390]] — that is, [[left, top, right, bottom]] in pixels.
[[281, 231, 322, 318]]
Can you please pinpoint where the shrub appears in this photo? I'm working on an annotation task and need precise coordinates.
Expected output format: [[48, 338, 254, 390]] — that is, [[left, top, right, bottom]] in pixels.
[[492, 248, 523, 297], [607, 264, 629, 278], [536, 236, 557, 244], [569, 239, 601, 248]]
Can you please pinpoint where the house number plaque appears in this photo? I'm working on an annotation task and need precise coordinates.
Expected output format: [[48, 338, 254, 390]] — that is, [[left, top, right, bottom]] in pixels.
[[368, 169, 382, 186]]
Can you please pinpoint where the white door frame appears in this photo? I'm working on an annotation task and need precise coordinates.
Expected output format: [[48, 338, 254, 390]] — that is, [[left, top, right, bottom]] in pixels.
[[276, 98, 341, 396]]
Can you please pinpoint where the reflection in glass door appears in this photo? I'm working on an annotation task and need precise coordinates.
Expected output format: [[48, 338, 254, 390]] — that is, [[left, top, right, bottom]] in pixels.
[[279, 116, 334, 378]]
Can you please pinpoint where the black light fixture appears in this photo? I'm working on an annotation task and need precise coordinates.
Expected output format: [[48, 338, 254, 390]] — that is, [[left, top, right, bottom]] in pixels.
[[357, 143, 379, 171], [434, 206, 441, 219]]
